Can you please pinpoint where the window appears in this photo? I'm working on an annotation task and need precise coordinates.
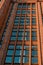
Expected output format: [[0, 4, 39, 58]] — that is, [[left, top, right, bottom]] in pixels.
[[32, 57, 38, 64], [16, 45, 22, 49], [23, 57, 29, 63], [18, 36, 23, 41], [23, 45, 29, 63], [32, 3, 35, 8], [11, 31, 17, 36], [15, 16, 20, 20], [20, 19, 24, 25], [27, 3, 30, 8], [22, 3, 27, 8], [10, 28, 17, 41], [5, 57, 12, 63], [25, 28, 30, 31], [18, 31, 24, 36], [12, 28, 17, 32], [10, 37, 16, 41], [14, 20, 19, 25], [32, 10, 36, 14], [24, 45, 29, 50], [32, 16, 36, 25], [25, 36, 30, 41], [19, 28, 24, 32], [32, 45, 37, 50], [23, 50, 29, 56], [18, 3, 22, 8], [25, 31, 30, 41], [8, 45, 14, 49], [5, 44, 14, 64], [25, 31, 30, 36], [22, 10, 26, 14], [32, 50, 38, 56], [32, 31, 36, 37], [14, 57, 21, 63], [27, 10, 30, 14], [14, 45, 22, 63], [32, 45, 38, 64], [32, 28, 36, 31], [17, 10, 21, 14], [7, 50, 14, 55], [26, 18, 30, 25], [15, 50, 22, 55], [32, 31, 37, 41], [21, 16, 25, 20]]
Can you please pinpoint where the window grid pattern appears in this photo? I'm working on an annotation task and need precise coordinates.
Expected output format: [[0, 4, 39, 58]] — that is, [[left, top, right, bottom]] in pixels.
[[5, 44, 38, 64], [31, 45, 38, 64], [4, 3, 38, 65], [10, 3, 36, 41]]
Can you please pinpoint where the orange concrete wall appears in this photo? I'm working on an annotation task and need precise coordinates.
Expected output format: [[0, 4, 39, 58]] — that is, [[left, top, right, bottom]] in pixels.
[[0, 0, 5, 8], [41, 2, 43, 14], [0, 0, 11, 31]]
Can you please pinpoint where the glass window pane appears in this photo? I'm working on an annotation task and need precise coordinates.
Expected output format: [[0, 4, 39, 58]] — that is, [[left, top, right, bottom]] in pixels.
[[7, 50, 14, 55], [17, 10, 21, 14], [22, 3, 27, 8], [25, 31, 30, 36], [27, 4, 30, 8], [15, 50, 22, 55], [18, 4, 22, 8], [18, 37, 23, 40], [23, 57, 29, 63], [25, 36, 30, 40], [16, 45, 22, 49], [11, 37, 16, 41], [5, 57, 12, 63], [24, 45, 29, 49], [22, 10, 26, 14], [32, 45, 37, 49], [32, 31, 36, 36], [32, 3, 35, 8], [23, 50, 29, 56], [14, 57, 21, 63], [32, 10, 36, 14], [32, 57, 38, 64], [32, 36, 37, 41], [32, 50, 38, 56], [27, 10, 30, 14], [18, 32, 24, 36], [8, 45, 14, 49], [12, 32, 17, 36]]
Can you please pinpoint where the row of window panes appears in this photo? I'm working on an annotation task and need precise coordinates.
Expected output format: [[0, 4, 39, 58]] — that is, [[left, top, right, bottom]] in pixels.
[[18, 3, 35, 8], [10, 30, 37, 41], [5, 44, 38, 64], [16, 9, 36, 14], [5, 44, 29, 63], [14, 16, 36, 26]]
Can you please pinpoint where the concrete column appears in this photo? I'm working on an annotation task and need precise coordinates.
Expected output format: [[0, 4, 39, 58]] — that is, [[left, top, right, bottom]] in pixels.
[[0, 3, 18, 65], [37, 2, 43, 65]]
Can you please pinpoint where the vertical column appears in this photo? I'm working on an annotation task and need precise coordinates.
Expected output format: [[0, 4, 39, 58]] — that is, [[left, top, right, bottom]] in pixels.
[[0, 3, 12, 41], [36, 2, 42, 65], [0, 3, 18, 65], [41, 2, 43, 14]]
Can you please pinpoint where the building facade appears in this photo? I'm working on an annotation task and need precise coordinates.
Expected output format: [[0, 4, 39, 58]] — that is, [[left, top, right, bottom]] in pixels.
[[0, 0, 43, 65]]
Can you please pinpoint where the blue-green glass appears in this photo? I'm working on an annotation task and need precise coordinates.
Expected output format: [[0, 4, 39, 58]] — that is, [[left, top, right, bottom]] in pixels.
[[5, 57, 12, 63]]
